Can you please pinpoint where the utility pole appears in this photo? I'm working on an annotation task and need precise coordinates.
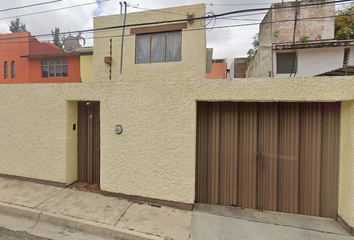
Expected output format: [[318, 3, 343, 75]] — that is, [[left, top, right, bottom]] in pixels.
[[120, 1, 127, 82]]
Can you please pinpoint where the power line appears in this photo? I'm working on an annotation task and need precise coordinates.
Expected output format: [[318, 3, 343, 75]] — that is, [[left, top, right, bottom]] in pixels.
[[207, 3, 275, 6], [0, 13, 344, 44], [0, 11, 345, 44], [128, 5, 185, 16], [0, 0, 63, 13], [218, 0, 352, 21], [0, 0, 351, 42], [0, 0, 111, 21], [71, 0, 354, 35], [128, 0, 345, 21]]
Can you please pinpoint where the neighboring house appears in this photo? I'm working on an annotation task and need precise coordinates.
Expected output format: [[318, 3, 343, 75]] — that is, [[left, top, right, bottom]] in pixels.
[[247, 0, 343, 78], [229, 58, 247, 78], [0, 32, 80, 84], [93, 4, 206, 82], [206, 59, 227, 79], [76, 47, 94, 83], [272, 40, 354, 77]]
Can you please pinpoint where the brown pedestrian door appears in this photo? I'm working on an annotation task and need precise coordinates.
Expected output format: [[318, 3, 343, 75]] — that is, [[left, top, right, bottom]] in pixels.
[[78, 101, 100, 184], [196, 102, 340, 218]]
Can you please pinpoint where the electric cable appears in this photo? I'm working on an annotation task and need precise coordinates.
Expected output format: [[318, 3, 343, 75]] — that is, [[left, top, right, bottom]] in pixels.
[[0, 0, 111, 21], [0, 0, 63, 13], [0, 0, 351, 44], [290, 0, 299, 77], [128, 5, 185, 16], [200, 11, 216, 32], [207, 3, 275, 6]]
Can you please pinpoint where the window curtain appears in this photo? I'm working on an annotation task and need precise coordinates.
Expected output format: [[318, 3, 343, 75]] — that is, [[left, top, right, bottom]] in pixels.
[[167, 31, 181, 62], [136, 34, 150, 64], [151, 33, 165, 63]]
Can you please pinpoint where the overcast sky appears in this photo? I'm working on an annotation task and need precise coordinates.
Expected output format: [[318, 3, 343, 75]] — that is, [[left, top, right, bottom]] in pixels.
[[0, 0, 350, 66]]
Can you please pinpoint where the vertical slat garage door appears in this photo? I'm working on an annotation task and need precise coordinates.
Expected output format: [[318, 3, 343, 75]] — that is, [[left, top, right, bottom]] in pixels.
[[195, 102, 340, 218]]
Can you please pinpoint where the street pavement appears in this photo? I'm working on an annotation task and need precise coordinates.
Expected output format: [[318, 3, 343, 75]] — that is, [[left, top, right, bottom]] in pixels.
[[0, 227, 50, 240], [0, 176, 353, 240]]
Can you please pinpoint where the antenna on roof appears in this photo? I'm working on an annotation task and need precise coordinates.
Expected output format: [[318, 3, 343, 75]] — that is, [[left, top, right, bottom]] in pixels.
[[63, 36, 81, 53]]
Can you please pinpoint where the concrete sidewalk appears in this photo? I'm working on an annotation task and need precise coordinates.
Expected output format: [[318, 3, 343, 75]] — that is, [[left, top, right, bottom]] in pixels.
[[0, 177, 192, 240], [0, 176, 353, 240], [190, 204, 354, 240]]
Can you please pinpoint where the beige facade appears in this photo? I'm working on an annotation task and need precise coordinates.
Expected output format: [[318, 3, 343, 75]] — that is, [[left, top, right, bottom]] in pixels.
[[93, 4, 206, 82], [339, 101, 354, 227], [77, 47, 94, 83], [80, 55, 94, 83], [246, 46, 272, 78], [0, 76, 353, 213]]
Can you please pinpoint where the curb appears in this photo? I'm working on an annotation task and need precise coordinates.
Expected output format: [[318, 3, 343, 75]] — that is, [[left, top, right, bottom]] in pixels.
[[0, 202, 163, 240], [0, 202, 40, 220]]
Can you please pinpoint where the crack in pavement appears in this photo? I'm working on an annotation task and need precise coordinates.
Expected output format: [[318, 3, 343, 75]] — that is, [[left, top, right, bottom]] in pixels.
[[114, 202, 133, 226], [28, 212, 41, 234]]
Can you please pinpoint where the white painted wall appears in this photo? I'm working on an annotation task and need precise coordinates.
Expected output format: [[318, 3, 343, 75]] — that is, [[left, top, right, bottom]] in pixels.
[[348, 47, 354, 65], [273, 47, 348, 77]]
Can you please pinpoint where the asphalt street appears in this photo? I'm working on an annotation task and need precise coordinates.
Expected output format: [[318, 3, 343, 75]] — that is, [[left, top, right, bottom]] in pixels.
[[0, 227, 51, 240]]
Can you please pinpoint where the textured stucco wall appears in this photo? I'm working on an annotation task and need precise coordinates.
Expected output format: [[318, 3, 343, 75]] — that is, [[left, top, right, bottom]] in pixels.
[[246, 46, 272, 78], [93, 4, 206, 82], [259, 11, 272, 47], [80, 55, 94, 83], [1, 76, 354, 210], [339, 101, 354, 227], [0, 84, 67, 182], [66, 101, 78, 185]]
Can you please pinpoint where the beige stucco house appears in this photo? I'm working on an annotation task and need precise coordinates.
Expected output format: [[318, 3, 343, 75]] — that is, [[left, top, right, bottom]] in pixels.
[[2, 3, 354, 236], [77, 47, 94, 83], [93, 4, 206, 82]]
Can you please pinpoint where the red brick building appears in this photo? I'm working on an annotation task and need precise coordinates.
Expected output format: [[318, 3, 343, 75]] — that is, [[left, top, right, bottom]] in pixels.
[[0, 32, 80, 84], [230, 58, 247, 78]]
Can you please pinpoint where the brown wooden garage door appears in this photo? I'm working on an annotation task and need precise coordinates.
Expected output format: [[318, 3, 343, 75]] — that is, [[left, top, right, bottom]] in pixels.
[[195, 102, 340, 218]]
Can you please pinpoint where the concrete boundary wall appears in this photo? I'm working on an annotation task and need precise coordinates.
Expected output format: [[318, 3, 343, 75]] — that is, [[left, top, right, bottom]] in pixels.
[[1, 77, 354, 226]]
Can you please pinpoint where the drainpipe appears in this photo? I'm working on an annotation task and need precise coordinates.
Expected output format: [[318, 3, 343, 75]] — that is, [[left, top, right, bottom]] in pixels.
[[120, 1, 127, 82]]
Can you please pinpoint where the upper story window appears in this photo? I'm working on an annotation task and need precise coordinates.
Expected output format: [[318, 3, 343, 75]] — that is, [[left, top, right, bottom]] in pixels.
[[42, 59, 68, 78], [11, 61, 15, 79], [276, 52, 297, 74], [4, 62, 8, 79], [136, 31, 181, 64]]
